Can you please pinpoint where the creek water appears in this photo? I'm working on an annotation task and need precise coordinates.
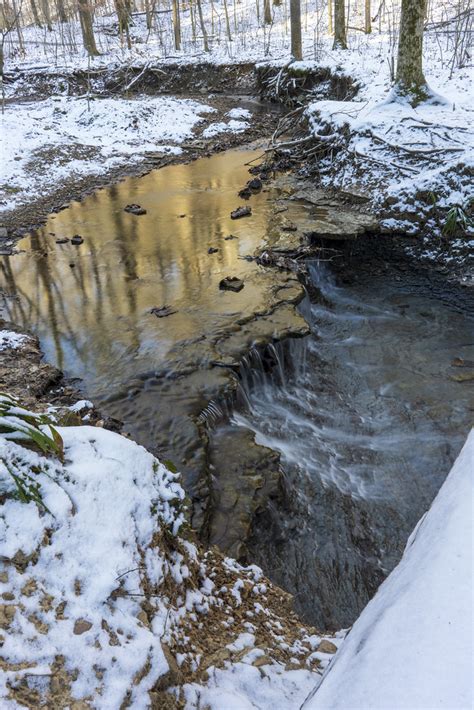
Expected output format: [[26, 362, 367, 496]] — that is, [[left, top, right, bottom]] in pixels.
[[234, 258, 474, 627], [1, 148, 473, 629]]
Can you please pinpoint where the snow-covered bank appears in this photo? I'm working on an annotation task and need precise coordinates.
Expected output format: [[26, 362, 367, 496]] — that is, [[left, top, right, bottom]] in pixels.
[[304, 46, 473, 242], [0, 96, 216, 212], [0, 407, 341, 708], [305, 429, 474, 710]]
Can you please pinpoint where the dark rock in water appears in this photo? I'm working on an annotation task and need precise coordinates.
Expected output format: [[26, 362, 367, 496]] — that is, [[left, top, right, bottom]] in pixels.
[[224, 235, 238, 240], [178, 214, 186, 218], [56, 238, 69, 244], [71, 235, 84, 245], [231, 206, 252, 220], [219, 277, 244, 292], [238, 187, 252, 200], [69, 263, 75, 268], [124, 204, 147, 215], [259, 172, 270, 181], [150, 305, 177, 318], [247, 177, 262, 192], [208, 247, 219, 254]]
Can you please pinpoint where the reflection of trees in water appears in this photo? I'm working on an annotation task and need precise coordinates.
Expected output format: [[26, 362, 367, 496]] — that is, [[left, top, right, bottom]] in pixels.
[[2, 150, 271, 391]]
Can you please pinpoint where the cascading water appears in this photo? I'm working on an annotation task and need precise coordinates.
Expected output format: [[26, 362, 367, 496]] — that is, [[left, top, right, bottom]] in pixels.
[[231, 259, 474, 629]]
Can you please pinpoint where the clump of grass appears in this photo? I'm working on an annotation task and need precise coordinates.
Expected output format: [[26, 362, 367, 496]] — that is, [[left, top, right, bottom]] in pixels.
[[0, 393, 64, 511], [442, 202, 472, 238], [0, 392, 63, 460]]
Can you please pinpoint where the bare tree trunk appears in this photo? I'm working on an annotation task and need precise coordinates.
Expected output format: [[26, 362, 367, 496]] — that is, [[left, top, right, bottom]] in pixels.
[[196, 0, 209, 51], [332, 0, 347, 48], [364, 0, 371, 32], [328, 0, 333, 34], [114, 0, 132, 49], [56, 0, 68, 22], [172, 0, 181, 49], [395, 0, 429, 102], [290, 0, 302, 59], [263, 0, 272, 24], [223, 0, 232, 41], [30, 0, 43, 26], [41, 0, 53, 30], [144, 0, 152, 29], [78, 0, 100, 55]]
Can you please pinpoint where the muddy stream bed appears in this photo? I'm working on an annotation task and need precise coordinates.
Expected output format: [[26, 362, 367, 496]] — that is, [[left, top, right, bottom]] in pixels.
[[1, 147, 473, 630]]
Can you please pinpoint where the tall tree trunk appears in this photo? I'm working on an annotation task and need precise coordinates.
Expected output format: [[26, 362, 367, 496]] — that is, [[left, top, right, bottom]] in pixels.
[[328, 0, 333, 34], [78, 0, 100, 55], [364, 0, 371, 33], [195, 0, 209, 51], [114, 0, 132, 49], [395, 0, 428, 101], [30, 0, 43, 26], [290, 0, 302, 59], [56, 0, 68, 22], [144, 0, 152, 29], [263, 0, 272, 24], [40, 0, 53, 30], [172, 0, 181, 49], [332, 0, 347, 48]]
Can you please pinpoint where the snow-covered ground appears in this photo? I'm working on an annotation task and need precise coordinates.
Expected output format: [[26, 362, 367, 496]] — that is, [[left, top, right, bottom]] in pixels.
[[305, 430, 474, 709], [0, 390, 342, 708], [303, 30, 473, 241], [0, 96, 214, 212]]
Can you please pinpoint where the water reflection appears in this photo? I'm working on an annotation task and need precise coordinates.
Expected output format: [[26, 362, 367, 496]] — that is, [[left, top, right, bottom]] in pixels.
[[1, 149, 285, 398]]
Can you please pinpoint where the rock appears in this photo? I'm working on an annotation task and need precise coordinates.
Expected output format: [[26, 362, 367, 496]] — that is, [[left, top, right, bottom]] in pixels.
[[150, 305, 177, 318], [124, 204, 147, 216], [238, 187, 252, 199], [55, 238, 69, 244], [73, 619, 92, 635], [224, 234, 238, 240], [0, 226, 8, 238], [219, 277, 244, 292], [280, 219, 298, 232], [316, 639, 338, 654], [208, 247, 219, 254], [71, 235, 84, 246], [247, 177, 263, 192], [69, 263, 75, 268], [231, 206, 252, 220]]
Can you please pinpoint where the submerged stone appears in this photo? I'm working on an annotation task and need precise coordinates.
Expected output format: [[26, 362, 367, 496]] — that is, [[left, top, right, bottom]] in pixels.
[[219, 277, 244, 292]]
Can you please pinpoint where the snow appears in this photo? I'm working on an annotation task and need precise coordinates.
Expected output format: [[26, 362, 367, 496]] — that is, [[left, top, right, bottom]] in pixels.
[[183, 662, 319, 710], [0, 95, 215, 211], [202, 118, 250, 138], [0, 330, 31, 350], [0, 414, 342, 707], [0, 426, 185, 706], [304, 429, 474, 710]]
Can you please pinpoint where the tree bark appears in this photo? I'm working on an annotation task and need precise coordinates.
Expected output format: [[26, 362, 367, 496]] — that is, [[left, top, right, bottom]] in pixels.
[[332, 0, 347, 48], [40, 0, 53, 30], [263, 0, 272, 24], [328, 0, 333, 34], [30, 0, 43, 27], [172, 0, 181, 49], [56, 0, 68, 22], [78, 0, 100, 56], [364, 0, 371, 33], [395, 0, 429, 102], [195, 0, 209, 51], [290, 0, 302, 60]]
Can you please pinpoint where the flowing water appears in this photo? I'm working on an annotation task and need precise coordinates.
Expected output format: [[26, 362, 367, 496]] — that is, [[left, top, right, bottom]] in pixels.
[[1, 148, 473, 629], [233, 259, 474, 627]]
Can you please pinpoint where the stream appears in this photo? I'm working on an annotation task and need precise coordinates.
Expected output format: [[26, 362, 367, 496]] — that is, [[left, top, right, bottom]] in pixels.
[[1, 148, 473, 630]]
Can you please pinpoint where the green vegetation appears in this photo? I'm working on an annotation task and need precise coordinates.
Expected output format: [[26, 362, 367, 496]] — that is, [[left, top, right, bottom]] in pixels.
[[0, 393, 64, 511]]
